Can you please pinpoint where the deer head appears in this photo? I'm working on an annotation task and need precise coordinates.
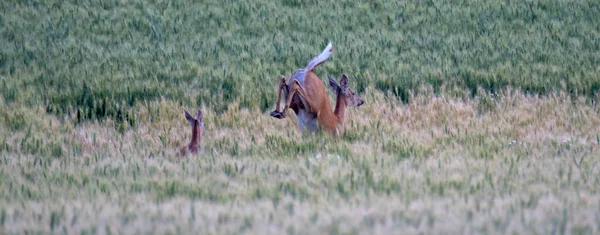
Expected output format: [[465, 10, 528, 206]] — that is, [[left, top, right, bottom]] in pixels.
[[328, 74, 365, 107], [179, 109, 204, 156]]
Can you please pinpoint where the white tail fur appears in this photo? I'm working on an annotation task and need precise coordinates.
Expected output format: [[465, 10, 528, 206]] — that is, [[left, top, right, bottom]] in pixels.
[[305, 41, 333, 71]]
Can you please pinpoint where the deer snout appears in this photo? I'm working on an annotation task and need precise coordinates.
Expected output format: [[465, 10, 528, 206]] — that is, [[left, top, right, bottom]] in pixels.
[[358, 100, 365, 106]]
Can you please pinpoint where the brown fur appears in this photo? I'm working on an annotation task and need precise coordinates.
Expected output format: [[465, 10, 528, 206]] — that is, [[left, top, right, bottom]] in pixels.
[[271, 73, 364, 136], [177, 109, 204, 157]]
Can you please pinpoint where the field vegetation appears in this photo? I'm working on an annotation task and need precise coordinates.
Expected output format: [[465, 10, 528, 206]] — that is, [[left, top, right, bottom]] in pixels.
[[1, 0, 599, 234]]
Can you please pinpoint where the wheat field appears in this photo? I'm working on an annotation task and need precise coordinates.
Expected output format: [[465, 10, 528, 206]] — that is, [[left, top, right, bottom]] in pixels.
[[1, 0, 600, 234]]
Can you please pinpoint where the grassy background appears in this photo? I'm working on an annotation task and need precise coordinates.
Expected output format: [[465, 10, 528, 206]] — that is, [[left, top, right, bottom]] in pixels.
[[1, 0, 600, 234], [2, 0, 599, 121]]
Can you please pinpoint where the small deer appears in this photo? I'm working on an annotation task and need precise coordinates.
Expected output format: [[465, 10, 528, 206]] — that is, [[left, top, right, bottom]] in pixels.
[[270, 42, 365, 135], [177, 109, 204, 157]]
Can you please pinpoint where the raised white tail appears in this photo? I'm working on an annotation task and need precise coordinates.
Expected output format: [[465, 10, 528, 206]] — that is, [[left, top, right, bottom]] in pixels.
[[270, 41, 365, 136], [305, 41, 333, 71]]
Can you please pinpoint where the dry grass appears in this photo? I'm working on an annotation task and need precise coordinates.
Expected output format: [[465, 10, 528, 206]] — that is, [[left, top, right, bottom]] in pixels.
[[2, 0, 599, 233], [2, 87, 599, 234]]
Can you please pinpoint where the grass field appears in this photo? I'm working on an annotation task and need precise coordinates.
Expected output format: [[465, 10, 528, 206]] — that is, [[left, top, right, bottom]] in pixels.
[[1, 0, 600, 234]]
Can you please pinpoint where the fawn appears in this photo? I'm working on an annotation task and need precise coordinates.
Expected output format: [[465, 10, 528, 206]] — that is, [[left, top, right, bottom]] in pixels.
[[177, 109, 204, 156], [270, 42, 364, 135]]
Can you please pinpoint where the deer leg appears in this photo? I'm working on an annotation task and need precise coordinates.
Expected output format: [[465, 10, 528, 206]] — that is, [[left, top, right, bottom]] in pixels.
[[270, 75, 288, 119], [280, 80, 315, 117]]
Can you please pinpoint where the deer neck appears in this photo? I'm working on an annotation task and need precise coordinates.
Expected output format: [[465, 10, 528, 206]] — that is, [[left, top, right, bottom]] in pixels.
[[189, 125, 201, 147], [333, 93, 347, 126], [318, 92, 347, 135]]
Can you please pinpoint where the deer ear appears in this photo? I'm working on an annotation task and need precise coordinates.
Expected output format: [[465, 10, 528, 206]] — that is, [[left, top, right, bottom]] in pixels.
[[340, 74, 349, 89], [328, 75, 339, 93], [196, 109, 203, 121], [184, 109, 195, 124]]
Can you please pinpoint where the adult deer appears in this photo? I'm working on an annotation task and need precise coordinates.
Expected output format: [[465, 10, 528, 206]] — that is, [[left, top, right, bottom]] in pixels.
[[177, 109, 204, 156], [270, 42, 365, 136]]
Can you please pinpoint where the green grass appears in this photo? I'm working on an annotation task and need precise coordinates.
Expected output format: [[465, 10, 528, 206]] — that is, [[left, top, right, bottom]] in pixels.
[[2, 0, 599, 122], [1, 0, 600, 234]]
